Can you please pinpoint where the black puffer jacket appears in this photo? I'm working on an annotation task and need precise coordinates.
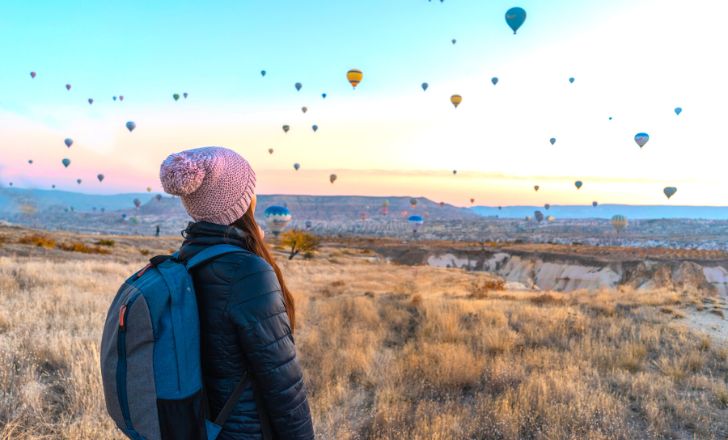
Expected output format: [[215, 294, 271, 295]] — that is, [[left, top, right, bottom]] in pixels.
[[178, 222, 314, 440]]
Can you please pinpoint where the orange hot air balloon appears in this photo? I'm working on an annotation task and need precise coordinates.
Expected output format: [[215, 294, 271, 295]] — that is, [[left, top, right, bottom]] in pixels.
[[347, 69, 363, 89], [450, 94, 462, 108]]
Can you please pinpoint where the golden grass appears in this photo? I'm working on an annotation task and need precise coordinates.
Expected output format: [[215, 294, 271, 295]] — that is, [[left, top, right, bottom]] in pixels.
[[0, 242, 727, 439]]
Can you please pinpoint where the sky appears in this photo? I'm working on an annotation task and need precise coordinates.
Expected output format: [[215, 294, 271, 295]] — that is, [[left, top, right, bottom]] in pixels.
[[0, 0, 726, 207]]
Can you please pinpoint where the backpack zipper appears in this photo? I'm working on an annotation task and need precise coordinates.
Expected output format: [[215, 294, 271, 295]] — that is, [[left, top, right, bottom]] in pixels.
[[116, 297, 140, 437]]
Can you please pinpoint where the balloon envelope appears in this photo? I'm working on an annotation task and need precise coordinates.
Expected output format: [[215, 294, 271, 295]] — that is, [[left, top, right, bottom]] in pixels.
[[133, 198, 141, 208], [264, 205, 292, 236], [534, 211, 544, 222], [450, 94, 462, 108], [126, 121, 136, 132], [260, 70, 266, 77], [347, 69, 363, 88], [64, 138, 73, 148], [88, 98, 94, 104], [611, 215, 628, 232], [634, 132, 649, 148], [329, 174, 337, 184], [549, 137, 556, 145], [293, 163, 300, 171], [62, 158, 71, 168], [663, 186, 677, 199], [575, 180, 583, 189], [569, 77, 575, 83], [491, 77, 498, 85], [30, 71, 36, 78], [65, 84, 71, 91], [173, 93, 180, 101], [295, 82, 302, 91], [592, 201, 598, 207], [534, 185, 540, 192], [312, 124, 318, 132], [421, 82, 429, 91], [505, 7, 527, 34], [282, 125, 290, 133], [674, 107, 682, 115], [97, 174, 104, 182]]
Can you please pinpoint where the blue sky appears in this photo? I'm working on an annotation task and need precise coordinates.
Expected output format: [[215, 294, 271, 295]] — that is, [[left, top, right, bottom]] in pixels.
[[1, 0, 726, 207]]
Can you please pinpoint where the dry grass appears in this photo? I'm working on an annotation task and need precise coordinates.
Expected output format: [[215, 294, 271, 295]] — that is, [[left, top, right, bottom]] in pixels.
[[17, 234, 56, 249], [0, 237, 727, 439]]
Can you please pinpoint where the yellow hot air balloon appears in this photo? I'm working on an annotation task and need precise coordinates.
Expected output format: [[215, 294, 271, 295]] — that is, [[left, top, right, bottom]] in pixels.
[[450, 94, 462, 108], [347, 69, 363, 89]]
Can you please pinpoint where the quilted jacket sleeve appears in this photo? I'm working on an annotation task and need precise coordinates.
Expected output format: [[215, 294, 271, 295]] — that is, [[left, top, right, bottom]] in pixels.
[[225, 256, 314, 440]]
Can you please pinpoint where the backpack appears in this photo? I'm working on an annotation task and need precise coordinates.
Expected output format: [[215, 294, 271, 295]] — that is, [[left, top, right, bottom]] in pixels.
[[100, 244, 271, 440]]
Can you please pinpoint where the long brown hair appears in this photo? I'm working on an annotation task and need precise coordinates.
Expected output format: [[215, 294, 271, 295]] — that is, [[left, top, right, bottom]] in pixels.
[[232, 208, 296, 332]]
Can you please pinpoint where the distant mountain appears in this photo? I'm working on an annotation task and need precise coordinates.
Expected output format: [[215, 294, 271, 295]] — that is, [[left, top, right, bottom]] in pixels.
[[0, 187, 158, 213], [471, 204, 728, 220]]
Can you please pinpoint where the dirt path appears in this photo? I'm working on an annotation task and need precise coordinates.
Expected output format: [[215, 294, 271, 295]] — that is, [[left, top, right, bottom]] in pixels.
[[683, 307, 728, 348]]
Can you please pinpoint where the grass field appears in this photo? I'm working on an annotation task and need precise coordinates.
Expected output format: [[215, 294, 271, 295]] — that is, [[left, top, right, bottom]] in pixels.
[[1, 228, 727, 439]]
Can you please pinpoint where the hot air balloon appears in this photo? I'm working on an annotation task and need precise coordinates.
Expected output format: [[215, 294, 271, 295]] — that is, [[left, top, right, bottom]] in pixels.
[[268, 148, 274, 155], [608, 116, 613, 120], [470, 198, 475, 204], [421, 82, 429, 91], [88, 98, 94, 105], [347, 69, 363, 88], [312, 124, 318, 132], [295, 82, 302, 91], [264, 206, 292, 237], [282, 125, 290, 133], [301, 106, 307, 113], [76, 179, 82, 184], [451, 38, 457, 44], [549, 137, 556, 145], [173, 93, 180, 101], [452, 170, 457, 175], [408, 215, 424, 234], [119, 96, 124, 101], [180, 92, 187, 99], [450, 94, 462, 108], [126, 121, 136, 132], [146, 187, 152, 193], [329, 174, 337, 184], [534, 185, 540, 192], [611, 215, 627, 233], [575, 180, 583, 190], [8, 182, 13, 187], [674, 107, 682, 116], [30, 71, 36, 79], [64, 138, 73, 148], [410, 198, 418, 208], [261, 70, 266, 77], [51, 184, 55, 189], [634, 132, 649, 148], [491, 77, 499, 86], [293, 163, 300, 171], [569, 77, 575, 84], [62, 158, 71, 168], [544, 203, 550, 210], [505, 7, 527, 34], [663, 187, 677, 199], [28, 159, 33, 164], [155, 194, 162, 201], [113, 96, 118, 101], [321, 93, 327, 99], [547, 215, 556, 222], [133, 198, 142, 208], [439, 201, 445, 207], [534, 210, 544, 222], [592, 201, 598, 207], [65, 84, 72, 91], [97, 174, 104, 182]]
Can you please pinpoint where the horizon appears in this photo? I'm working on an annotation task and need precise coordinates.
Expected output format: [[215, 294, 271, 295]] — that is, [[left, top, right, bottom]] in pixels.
[[1, 1, 727, 207]]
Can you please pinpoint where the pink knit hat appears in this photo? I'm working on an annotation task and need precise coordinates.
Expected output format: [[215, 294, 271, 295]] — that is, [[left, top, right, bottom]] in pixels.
[[159, 146, 256, 225]]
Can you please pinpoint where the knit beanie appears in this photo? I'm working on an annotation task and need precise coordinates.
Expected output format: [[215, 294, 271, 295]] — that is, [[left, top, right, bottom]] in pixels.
[[159, 146, 256, 225]]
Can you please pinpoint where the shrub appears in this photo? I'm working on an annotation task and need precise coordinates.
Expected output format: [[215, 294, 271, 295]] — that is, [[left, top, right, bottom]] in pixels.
[[57, 241, 110, 254], [94, 239, 115, 247], [18, 234, 56, 249], [139, 248, 151, 256]]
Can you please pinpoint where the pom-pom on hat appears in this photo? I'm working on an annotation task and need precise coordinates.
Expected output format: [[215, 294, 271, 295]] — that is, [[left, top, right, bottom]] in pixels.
[[160, 146, 256, 225]]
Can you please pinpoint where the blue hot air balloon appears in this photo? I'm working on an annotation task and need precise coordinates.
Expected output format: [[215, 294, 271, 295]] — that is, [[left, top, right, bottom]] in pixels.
[[421, 82, 429, 91], [408, 215, 424, 235], [293, 163, 300, 171], [62, 158, 71, 168], [264, 205, 292, 237], [261, 70, 266, 77], [505, 7, 527, 34], [64, 138, 73, 148], [312, 124, 318, 132], [674, 107, 682, 116], [491, 77, 499, 86], [569, 77, 575, 84], [634, 132, 649, 148], [549, 137, 556, 145], [321, 93, 327, 99], [295, 82, 302, 92], [663, 186, 677, 199], [126, 121, 136, 132]]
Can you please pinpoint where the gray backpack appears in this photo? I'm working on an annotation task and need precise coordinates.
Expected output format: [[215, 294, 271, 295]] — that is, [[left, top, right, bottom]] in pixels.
[[100, 244, 272, 440]]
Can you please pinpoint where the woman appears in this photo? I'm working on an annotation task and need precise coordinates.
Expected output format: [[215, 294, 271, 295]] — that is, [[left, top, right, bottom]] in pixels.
[[160, 146, 314, 440]]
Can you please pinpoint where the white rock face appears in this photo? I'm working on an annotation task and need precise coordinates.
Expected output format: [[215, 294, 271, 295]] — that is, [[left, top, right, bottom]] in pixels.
[[703, 266, 728, 297], [426, 253, 478, 270]]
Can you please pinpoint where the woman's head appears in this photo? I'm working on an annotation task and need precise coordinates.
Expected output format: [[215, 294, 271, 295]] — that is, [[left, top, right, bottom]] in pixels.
[[159, 146, 256, 225], [160, 147, 295, 330]]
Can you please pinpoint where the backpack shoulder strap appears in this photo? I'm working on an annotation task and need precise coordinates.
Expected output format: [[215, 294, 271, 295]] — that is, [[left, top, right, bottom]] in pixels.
[[185, 244, 247, 271]]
